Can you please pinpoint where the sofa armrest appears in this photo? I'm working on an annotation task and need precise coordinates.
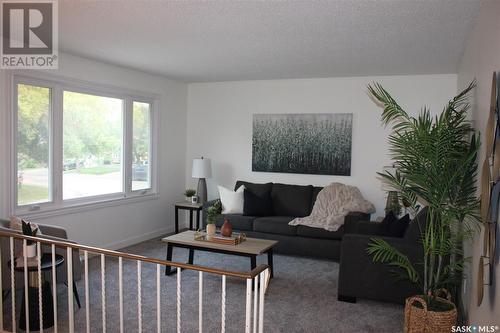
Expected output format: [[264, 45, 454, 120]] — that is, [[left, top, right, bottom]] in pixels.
[[342, 233, 420, 257], [338, 233, 422, 303], [343, 212, 371, 234], [37, 223, 68, 239], [355, 221, 381, 235]]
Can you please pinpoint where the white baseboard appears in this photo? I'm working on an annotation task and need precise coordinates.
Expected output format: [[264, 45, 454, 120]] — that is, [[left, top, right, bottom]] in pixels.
[[101, 226, 174, 251]]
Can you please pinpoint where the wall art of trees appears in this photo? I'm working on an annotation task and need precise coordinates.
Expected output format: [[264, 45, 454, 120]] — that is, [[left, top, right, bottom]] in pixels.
[[252, 113, 352, 176]]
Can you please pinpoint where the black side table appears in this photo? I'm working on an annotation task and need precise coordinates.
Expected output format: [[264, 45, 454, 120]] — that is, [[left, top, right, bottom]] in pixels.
[[8, 253, 64, 331], [174, 202, 203, 233]]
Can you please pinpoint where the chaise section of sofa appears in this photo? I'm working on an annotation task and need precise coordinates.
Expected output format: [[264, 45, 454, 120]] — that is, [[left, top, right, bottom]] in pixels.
[[202, 180, 371, 260], [337, 208, 428, 304]]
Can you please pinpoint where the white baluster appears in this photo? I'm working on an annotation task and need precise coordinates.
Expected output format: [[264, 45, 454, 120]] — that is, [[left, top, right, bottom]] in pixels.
[[157, 264, 161, 333], [37, 242, 42, 332], [221, 275, 226, 333], [23, 240, 29, 333], [176, 267, 181, 333], [52, 244, 58, 333], [137, 261, 142, 333], [10, 237, 16, 333], [84, 251, 90, 333], [67, 247, 74, 333], [258, 272, 265, 333], [119, 257, 123, 333], [264, 269, 270, 294], [198, 271, 203, 333], [101, 254, 106, 333], [253, 276, 258, 333], [245, 278, 252, 333]]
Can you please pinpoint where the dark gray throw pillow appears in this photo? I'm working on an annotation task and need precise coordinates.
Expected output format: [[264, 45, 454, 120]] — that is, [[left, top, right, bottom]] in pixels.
[[271, 183, 313, 217], [378, 211, 398, 236], [378, 212, 410, 237], [390, 214, 410, 237], [243, 189, 273, 216]]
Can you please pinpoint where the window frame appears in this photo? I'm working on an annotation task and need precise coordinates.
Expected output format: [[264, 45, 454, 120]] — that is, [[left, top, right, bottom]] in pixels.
[[9, 73, 160, 218]]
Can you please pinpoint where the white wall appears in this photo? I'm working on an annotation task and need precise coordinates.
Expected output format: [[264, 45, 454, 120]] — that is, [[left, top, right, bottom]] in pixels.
[[186, 75, 457, 216], [0, 53, 188, 249], [457, 0, 500, 325]]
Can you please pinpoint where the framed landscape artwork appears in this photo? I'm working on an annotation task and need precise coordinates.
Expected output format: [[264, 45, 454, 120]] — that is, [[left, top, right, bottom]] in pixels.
[[252, 113, 353, 176]]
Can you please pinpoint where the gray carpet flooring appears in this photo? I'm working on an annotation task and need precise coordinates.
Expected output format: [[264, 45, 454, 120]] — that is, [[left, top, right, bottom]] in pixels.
[[3, 237, 403, 332]]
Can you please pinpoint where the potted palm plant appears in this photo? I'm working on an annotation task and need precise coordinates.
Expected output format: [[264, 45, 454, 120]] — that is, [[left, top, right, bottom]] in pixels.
[[366, 81, 481, 333]]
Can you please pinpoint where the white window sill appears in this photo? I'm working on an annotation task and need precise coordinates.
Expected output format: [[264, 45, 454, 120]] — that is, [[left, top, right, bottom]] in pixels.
[[14, 193, 159, 220]]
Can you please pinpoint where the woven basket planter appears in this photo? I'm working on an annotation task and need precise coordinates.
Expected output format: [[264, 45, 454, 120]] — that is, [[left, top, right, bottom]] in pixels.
[[404, 295, 457, 333]]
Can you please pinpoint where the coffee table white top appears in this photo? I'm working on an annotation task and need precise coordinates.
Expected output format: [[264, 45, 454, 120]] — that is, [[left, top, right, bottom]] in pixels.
[[161, 230, 278, 255]]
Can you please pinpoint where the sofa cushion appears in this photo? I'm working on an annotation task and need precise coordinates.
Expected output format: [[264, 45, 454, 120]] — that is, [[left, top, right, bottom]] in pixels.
[[243, 189, 273, 216], [310, 186, 323, 212], [253, 216, 297, 236], [215, 214, 255, 231], [235, 181, 273, 196], [271, 183, 313, 217], [296, 225, 344, 240]]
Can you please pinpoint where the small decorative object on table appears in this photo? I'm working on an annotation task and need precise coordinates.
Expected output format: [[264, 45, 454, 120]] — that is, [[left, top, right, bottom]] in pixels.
[[206, 223, 216, 237], [22, 220, 38, 258], [206, 199, 222, 237], [184, 188, 196, 202], [194, 230, 246, 245], [191, 196, 198, 204], [221, 218, 233, 237]]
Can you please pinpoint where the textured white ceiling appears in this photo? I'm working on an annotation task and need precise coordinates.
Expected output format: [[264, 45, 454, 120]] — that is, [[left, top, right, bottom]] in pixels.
[[59, 0, 480, 82]]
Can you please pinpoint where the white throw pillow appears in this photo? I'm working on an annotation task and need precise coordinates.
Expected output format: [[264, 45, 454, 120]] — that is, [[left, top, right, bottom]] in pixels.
[[218, 185, 246, 214]]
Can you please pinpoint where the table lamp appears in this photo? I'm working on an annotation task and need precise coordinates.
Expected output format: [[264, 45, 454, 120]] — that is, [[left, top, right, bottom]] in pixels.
[[192, 157, 212, 204], [381, 165, 401, 216]]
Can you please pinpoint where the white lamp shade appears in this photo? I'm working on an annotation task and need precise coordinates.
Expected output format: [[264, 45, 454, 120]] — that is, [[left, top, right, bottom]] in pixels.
[[192, 158, 212, 178]]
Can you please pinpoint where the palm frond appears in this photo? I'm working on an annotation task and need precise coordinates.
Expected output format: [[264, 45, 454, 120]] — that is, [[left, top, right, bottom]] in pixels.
[[367, 238, 420, 283]]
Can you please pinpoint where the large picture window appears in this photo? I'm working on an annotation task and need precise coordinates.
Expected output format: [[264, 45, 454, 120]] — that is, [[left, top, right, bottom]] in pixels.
[[63, 91, 124, 199], [17, 84, 51, 206], [12, 75, 157, 214], [132, 101, 151, 191]]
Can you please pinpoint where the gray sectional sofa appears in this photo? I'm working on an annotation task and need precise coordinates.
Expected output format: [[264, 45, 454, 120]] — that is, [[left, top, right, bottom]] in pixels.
[[202, 180, 371, 260]]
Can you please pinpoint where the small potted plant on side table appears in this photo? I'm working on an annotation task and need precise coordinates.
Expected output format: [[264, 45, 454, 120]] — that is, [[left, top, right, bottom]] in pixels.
[[22, 220, 39, 258], [184, 189, 196, 203], [206, 200, 222, 237]]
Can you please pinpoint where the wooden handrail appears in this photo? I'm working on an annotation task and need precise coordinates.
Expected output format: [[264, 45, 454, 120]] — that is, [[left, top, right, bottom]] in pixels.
[[0, 231, 269, 279]]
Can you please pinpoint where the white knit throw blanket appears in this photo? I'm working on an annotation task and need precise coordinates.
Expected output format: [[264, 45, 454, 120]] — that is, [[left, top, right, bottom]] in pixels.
[[288, 182, 375, 231]]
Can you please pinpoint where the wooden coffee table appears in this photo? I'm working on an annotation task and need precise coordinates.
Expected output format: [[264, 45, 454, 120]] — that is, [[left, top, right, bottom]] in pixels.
[[161, 230, 278, 278]]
